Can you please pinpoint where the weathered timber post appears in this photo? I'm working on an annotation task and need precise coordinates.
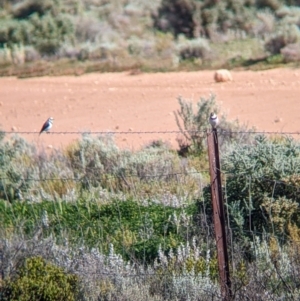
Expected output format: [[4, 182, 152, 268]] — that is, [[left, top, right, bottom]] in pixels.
[[207, 128, 232, 301]]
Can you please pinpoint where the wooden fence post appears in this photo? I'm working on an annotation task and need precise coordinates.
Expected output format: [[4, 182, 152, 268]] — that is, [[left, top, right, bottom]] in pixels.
[[207, 128, 232, 301]]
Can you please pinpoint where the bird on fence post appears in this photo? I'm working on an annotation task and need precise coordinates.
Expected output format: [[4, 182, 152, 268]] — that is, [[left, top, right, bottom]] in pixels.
[[39, 117, 54, 135], [209, 113, 219, 129]]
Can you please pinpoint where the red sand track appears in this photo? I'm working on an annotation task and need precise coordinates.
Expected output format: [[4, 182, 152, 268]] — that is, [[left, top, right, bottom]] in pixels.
[[1, 68, 300, 150]]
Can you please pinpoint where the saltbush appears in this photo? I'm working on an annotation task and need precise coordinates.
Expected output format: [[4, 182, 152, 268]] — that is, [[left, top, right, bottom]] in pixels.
[[66, 134, 183, 193], [0, 1, 73, 56], [0, 131, 202, 203], [222, 135, 300, 236], [0, 134, 37, 202], [0, 133, 76, 202]]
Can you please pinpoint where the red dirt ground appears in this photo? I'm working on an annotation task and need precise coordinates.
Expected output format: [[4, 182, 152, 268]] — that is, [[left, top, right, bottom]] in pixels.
[[1, 68, 300, 151]]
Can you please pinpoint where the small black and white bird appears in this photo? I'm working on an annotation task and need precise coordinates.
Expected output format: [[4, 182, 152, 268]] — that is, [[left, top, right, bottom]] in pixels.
[[39, 117, 54, 135], [209, 113, 219, 128]]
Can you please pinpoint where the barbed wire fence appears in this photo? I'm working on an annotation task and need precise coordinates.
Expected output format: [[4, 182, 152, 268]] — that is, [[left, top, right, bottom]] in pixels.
[[1, 129, 300, 300], [2, 129, 300, 135]]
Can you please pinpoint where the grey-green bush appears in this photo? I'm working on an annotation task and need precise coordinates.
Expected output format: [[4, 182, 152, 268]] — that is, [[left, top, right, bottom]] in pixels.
[[0, 134, 37, 202], [222, 135, 300, 235]]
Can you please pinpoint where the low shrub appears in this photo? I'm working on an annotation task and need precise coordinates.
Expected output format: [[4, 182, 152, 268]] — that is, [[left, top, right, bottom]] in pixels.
[[153, 0, 198, 38], [12, 0, 55, 19], [66, 134, 188, 194], [0, 134, 37, 202], [1, 256, 78, 301], [175, 94, 254, 155], [0, 131, 204, 204], [28, 13, 74, 55], [280, 42, 300, 62], [0, 233, 223, 301], [265, 23, 300, 54], [176, 36, 211, 61], [222, 135, 300, 236], [0, 19, 32, 47]]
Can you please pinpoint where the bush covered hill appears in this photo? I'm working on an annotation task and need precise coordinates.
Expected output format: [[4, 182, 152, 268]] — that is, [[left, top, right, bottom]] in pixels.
[[1, 0, 300, 76]]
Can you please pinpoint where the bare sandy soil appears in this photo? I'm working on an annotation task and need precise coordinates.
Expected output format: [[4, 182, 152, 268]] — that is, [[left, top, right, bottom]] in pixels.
[[1, 68, 300, 151]]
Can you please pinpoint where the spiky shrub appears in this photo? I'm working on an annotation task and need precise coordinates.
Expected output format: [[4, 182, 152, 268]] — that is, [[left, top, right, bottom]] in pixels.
[[222, 135, 300, 236], [175, 94, 253, 155], [1, 256, 78, 301]]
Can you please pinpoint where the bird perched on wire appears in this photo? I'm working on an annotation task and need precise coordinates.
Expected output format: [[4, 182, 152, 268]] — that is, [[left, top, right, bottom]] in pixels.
[[209, 113, 219, 129], [39, 117, 54, 135]]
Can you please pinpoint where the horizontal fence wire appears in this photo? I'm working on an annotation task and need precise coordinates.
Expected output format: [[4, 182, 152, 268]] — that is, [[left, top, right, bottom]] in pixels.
[[0, 170, 209, 182], [1, 224, 299, 242], [0, 169, 297, 188], [2, 130, 300, 135]]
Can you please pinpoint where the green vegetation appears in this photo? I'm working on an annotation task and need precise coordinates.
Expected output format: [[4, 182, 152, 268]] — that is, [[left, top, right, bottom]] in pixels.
[[0, 198, 198, 262], [1, 256, 78, 301], [223, 135, 300, 237], [1, 95, 300, 299], [1, 0, 300, 76]]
